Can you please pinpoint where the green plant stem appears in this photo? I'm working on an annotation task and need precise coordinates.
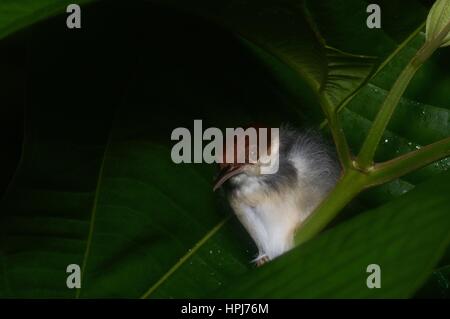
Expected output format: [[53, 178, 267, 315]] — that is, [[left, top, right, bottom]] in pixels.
[[295, 138, 450, 246], [329, 111, 352, 170], [319, 95, 352, 170], [369, 137, 450, 186], [294, 169, 367, 245], [356, 61, 420, 168], [357, 28, 448, 169]]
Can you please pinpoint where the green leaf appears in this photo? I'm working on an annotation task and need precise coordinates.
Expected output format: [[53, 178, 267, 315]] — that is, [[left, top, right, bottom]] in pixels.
[[218, 171, 450, 298], [149, 0, 381, 112], [0, 0, 95, 40]]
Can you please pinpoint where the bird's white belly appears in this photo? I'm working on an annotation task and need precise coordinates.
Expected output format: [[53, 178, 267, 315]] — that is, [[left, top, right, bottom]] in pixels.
[[230, 187, 309, 260]]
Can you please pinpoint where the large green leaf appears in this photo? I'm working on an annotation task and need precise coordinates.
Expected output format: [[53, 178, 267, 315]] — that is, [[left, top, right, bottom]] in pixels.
[[152, 0, 387, 111], [217, 170, 450, 298]]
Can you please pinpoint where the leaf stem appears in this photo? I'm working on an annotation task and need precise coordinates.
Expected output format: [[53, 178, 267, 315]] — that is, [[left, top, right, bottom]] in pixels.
[[294, 135, 450, 246], [357, 26, 449, 168], [369, 137, 450, 186], [319, 95, 352, 170], [356, 60, 420, 167]]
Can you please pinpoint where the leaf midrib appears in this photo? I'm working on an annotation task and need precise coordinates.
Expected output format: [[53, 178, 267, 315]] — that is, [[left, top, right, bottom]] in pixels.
[[75, 128, 113, 299], [140, 216, 230, 299]]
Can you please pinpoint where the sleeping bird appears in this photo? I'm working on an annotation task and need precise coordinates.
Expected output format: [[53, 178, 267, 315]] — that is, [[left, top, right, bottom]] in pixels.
[[213, 125, 341, 266]]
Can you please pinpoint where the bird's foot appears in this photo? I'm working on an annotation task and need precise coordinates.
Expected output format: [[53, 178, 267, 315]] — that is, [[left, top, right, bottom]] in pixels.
[[254, 254, 270, 267]]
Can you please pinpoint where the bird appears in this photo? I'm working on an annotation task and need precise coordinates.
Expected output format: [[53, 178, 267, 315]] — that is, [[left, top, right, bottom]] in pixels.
[[213, 124, 341, 266]]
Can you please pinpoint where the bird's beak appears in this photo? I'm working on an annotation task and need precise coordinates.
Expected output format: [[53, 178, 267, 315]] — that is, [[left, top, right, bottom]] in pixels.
[[213, 165, 245, 191]]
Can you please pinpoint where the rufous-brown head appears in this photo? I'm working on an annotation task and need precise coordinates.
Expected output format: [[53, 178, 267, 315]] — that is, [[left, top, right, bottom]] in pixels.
[[213, 124, 274, 191]]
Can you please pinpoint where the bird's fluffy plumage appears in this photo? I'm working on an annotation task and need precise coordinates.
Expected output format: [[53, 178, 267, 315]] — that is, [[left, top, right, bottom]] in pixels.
[[221, 125, 341, 262]]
